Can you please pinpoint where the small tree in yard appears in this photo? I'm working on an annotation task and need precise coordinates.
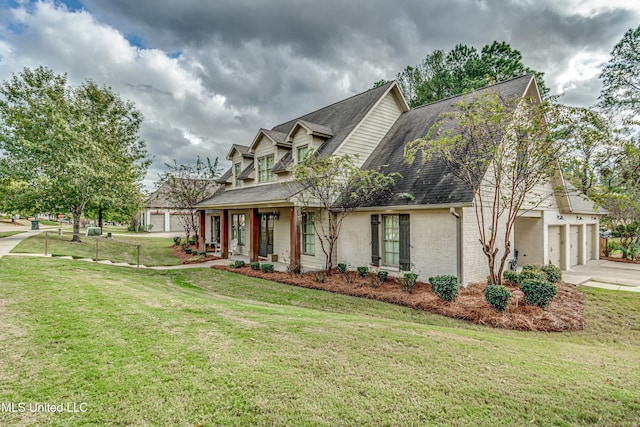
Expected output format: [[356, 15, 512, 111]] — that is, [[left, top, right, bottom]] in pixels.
[[289, 154, 398, 275], [406, 90, 562, 286], [158, 156, 219, 243]]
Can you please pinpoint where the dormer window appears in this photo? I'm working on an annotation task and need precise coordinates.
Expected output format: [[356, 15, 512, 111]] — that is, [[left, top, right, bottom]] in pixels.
[[297, 145, 309, 163], [258, 155, 275, 183], [234, 162, 242, 187]]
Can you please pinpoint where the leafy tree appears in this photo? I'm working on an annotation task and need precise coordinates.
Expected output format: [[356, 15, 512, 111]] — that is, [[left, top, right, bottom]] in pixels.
[[599, 25, 640, 127], [0, 66, 149, 241], [405, 91, 561, 286], [289, 153, 399, 275], [157, 156, 220, 243], [391, 42, 548, 108], [550, 106, 615, 195]]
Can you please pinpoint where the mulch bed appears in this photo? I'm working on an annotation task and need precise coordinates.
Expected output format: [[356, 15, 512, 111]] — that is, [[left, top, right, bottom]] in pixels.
[[171, 245, 220, 264], [212, 265, 585, 332]]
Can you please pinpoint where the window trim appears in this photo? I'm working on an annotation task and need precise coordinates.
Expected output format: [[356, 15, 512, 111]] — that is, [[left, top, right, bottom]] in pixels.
[[382, 214, 400, 267], [258, 155, 275, 183], [232, 213, 245, 245], [297, 145, 309, 163], [301, 212, 315, 256], [234, 162, 242, 187]]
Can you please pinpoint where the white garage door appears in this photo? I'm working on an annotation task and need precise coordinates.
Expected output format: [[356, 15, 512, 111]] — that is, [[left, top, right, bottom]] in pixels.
[[170, 214, 186, 232], [150, 214, 164, 232], [548, 225, 561, 267], [570, 225, 580, 266]]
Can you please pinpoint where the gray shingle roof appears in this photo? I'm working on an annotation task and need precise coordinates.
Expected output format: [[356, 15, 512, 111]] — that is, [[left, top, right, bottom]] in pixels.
[[262, 129, 289, 146], [293, 120, 333, 138], [272, 151, 293, 173], [271, 80, 396, 156], [360, 74, 535, 207], [216, 168, 232, 184], [238, 162, 255, 180], [196, 182, 302, 207]]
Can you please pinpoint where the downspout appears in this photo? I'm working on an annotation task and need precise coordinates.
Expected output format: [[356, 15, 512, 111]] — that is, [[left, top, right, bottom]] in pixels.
[[450, 208, 463, 286]]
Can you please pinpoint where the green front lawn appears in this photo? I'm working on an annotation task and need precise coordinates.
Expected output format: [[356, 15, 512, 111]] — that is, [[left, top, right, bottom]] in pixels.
[[0, 231, 24, 238], [10, 232, 180, 266], [0, 257, 638, 426]]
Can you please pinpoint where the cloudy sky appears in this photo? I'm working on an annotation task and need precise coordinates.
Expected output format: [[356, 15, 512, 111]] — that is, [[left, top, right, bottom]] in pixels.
[[0, 0, 639, 187]]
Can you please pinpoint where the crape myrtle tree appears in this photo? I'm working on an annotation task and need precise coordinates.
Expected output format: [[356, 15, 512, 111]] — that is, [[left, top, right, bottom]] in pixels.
[[157, 156, 219, 242], [289, 153, 399, 275], [405, 91, 562, 286], [0, 66, 149, 241]]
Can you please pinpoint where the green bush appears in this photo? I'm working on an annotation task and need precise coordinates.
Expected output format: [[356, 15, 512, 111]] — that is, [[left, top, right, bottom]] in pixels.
[[337, 263, 348, 274], [520, 279, 557, 309], [199, 251, 207, 257], [484, 285, 512, 312], [250, 261, 260, 270], [173, 236, 181, 245], [231, 260, 245, 268], [377, 270, 388, 282], [261, 263, 274, 273], [518, 266, 547, 283], [402, 273, 419, 293], [429, 275, 459, 301], [357, 266, 369, 277], [540, 264, 562, 283], [184, 248, 193, 254], [503, 270, 520, 285]]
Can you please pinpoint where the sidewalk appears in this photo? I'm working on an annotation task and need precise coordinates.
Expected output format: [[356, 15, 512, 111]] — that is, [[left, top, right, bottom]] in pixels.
[[0, 230, 44, 258], [562, 260, 640, 293]]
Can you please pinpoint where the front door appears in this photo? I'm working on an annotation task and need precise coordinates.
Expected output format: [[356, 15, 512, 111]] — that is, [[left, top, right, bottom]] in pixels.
[[259, 214, 274, 257]]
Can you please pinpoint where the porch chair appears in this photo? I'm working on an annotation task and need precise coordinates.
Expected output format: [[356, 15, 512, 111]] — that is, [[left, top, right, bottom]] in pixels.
[[509, 250, 519, 271], [229, 238, 238, 256]]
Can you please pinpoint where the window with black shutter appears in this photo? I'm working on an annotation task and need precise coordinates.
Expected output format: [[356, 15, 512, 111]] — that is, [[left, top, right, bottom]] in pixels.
[[399, 214, 410, 271], [371, 215, 380, 266]]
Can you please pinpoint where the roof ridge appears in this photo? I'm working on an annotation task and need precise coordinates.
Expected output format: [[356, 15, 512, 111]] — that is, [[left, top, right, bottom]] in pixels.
[[408, 73, 534, 112], [270, 80, 396, 130]]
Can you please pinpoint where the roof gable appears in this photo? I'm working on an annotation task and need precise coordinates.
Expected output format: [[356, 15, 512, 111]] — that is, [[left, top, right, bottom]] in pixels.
[[250, 128, 290, 151], [226, 144, 253, 161], [361, 74, 536, 207]]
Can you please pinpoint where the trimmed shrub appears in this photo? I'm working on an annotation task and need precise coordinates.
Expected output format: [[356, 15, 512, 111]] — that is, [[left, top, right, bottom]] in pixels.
[[232, 260, 245, 268], [376, 270, 388, 282], [540, 264, 562, 283], [429, 275, 459, 302], [503, 270, 520, 285], [173, 236, 181, 245], [484, 285, 512, 312], [402, 273, 419, 293], [199, 251, 207, 257], [337, 263, 348, 274], [250, 261, 260, 270], [520, 279, 557, 309], [184, 248, 193, 254], [518, 266, 547, 283], [312, 271, 326, 283], [261, 263, 274, 273], [357, 266, 369, 277]]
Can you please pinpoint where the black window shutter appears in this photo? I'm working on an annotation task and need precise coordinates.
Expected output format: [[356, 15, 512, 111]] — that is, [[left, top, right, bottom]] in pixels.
[[399, 214, 410, 271], [371, 215, 380, 266]]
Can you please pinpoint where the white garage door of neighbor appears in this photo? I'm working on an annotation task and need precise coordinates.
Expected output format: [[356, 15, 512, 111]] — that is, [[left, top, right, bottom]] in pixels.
[[150, 214, 164, 232], [548, 225, 561, 267], [586, 224, 596, 260], [170, 214, 185, 232], [570, 225, 580, 266]]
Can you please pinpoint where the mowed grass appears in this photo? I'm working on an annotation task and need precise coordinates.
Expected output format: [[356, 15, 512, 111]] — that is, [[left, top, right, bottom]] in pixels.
[[0, 258, 639, 426], [10, 232, 180, 266], [0, 231, 24, 239]]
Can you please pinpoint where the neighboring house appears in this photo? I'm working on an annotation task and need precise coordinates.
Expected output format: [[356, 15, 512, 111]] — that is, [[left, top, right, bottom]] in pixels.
[[195, 74, 601, 284], [144, 179, 219, 234]]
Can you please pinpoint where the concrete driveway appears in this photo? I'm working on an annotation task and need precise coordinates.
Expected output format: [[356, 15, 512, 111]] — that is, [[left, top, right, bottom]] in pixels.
[[563, 260, 640, 292]]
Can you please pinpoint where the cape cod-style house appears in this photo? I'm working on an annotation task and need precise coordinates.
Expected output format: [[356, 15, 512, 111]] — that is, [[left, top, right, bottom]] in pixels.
[[195, 74, 601, 285]]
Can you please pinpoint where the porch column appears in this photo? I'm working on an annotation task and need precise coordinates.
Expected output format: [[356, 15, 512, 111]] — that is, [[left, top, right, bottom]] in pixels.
[[250, 208, 260, 262], [164, 210, 170, 231], [290, 206, 301, 273], [198, 210, 206, 253], [221, 209, 229, 259], [579, 223, 587, 265]]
